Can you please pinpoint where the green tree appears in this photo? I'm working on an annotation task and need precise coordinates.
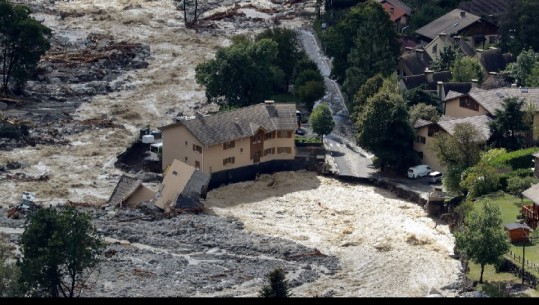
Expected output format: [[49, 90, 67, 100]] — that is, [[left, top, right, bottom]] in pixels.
[[429, 123, 484, 193], [460, 162, 501, 200], [0, 0, 51, 96], [324, 0, 400, 94], [296, 80, 325, 111], [18, 207, 105, 298], [450, 56, 484, 83], [409, 103, 440, 125], [430, 45, 458, 72], [356, 91, 418, 172], [256, 28, 302, 86], [351, 73, 384, 122], [488, 97, 530, 151], [499, 0, 539, 56], [403, 87, 440, 109], [455, 201, 510, 283], [195, 38, 283, 108], [507, 176, 538, 202], [259, 268, 291, 298], [309, 102, 335, 137], [504, 49, 538, 86], [0, 241, 21, 297]]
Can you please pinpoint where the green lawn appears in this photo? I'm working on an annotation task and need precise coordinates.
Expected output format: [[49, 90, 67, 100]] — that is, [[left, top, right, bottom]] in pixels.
[[467, 263, 539, 297], [470, 192, 539, 292]]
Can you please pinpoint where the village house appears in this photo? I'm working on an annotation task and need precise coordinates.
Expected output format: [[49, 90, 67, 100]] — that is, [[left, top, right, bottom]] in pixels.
[[397, 47, 433, 77], [413, 114, 491, 171], [415, 9, 498, 49], [376, 0, 411, 33], [423, 32, 476, 61], [443, 87, 539, 140], [521, 183, 539, 230], [159, 101, 298, 180], [108, 159, 210, 212]]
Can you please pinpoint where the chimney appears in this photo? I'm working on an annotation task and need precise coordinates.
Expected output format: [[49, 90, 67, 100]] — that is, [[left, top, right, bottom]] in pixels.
[[233, 117, 240, 125], [425, 68, 434, 83], [439, 32, 446, 37], [264, 100, 275, 105], [390, 6, 394, 15], [405, 46, 413, 54], [489, 72, 498, 76], [471, 79, 478, 88], [460, 11, 466, 18], [437, 81, 445, 101], [511, 83, 518, 88], [415, 47, 425, 61], [453, 35, 461, 41]]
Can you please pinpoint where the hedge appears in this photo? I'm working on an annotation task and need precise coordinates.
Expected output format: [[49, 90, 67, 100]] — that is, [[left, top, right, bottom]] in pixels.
[[486, 147, 539, 170]]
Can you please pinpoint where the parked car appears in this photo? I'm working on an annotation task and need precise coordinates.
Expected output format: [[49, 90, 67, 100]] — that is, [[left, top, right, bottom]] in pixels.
[[295, 129, 306, 135], [428, 171, 442, 183], [407, 165, 432, 179]]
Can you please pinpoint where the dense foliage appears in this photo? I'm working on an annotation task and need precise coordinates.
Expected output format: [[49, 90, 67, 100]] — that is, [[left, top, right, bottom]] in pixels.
[[309, 102, 335, 137], [18, 207, 104, 297], [488, 97, 531, 151], [259, 268, 291, 298], [0, 0, 51, 96]]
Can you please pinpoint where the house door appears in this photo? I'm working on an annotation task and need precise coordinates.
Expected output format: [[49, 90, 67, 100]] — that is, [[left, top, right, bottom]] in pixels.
[[253, 151, 261, 163]]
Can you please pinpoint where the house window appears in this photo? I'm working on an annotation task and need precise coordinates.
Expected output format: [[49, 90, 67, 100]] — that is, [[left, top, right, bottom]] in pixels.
[[418, 151, 424, 159], [264, 132, 275, 140], [432, 44, 437, 54], [277, 147, 292, 154], [185, 157, 188, 162], [277, 130, 292, 138], [416, 135, 426, 144], [264, 148, 275, 156], [193, 144, 202, 153], [252, 134, 263, 144], [185, 141, 188, 146], [223, 157, 235, 166], [195, 161, 200, 170], [223, 141, 235, 150], [459, 97, 479, 111]]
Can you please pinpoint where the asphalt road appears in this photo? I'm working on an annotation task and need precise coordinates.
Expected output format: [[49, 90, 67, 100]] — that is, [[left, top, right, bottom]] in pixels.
[[297, 28, 376, 179]]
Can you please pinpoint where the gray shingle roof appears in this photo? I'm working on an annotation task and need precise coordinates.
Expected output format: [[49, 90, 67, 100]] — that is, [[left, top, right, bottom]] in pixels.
[[458, 0, 511, 18], [174, 170, 210, 210], [162, 103, 297, 146], [426, 34, 476, 57], [467, 87, 539, 115], [416, 9, 482, 40], [437, 114, 492, 140], [108, 174, 142, 206], [399, 51, 433, 75], [401, 71, 452, 90], [504, 222, 532, 231], [523, 183, 539, 203], [414, 118, 433, 129], [441, 82, 472, 96]]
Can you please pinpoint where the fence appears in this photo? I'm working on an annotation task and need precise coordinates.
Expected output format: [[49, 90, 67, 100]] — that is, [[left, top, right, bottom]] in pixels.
[[507, 250, 539, 274]]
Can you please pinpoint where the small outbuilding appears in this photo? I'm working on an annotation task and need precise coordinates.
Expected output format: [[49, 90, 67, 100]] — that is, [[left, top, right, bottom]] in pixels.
[[504, 223, 533, 243]]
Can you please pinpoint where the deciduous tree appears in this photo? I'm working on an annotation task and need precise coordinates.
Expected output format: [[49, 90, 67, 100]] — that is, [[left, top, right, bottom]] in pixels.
[[450, 56, 483, 83], [0, 0, 51, 96], [455, 201, 510, 283], [429, 123, 484, 192], [195, 38, 283, 108], [356, 91, 417, 172], [409, 103, 440, 125], [309, 102, 334, 137], [18, 207, 104, 298], [430, 45, 458, 72]]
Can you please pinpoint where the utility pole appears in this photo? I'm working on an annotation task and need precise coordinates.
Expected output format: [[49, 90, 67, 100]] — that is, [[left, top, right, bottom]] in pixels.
[[522, 228, 525, 285]]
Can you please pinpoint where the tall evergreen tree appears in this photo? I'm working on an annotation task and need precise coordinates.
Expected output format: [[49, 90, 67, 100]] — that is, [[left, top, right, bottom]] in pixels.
[[489, 97, 530, 151], [259, 268, 291, 298]]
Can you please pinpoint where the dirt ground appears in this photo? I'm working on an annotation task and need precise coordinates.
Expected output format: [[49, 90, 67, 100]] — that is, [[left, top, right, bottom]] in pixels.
[[0, 0, 465, 298]]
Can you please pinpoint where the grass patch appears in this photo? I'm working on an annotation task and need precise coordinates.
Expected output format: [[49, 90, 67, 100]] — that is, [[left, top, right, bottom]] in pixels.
[[468, 263, 539, 297]]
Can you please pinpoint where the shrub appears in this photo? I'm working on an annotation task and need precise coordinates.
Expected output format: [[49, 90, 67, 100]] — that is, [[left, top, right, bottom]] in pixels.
[[485, 147, 539, 169]]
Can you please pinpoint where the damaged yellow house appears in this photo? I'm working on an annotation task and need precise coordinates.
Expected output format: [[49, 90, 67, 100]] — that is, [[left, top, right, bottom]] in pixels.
[[159, 101, 298, 175]]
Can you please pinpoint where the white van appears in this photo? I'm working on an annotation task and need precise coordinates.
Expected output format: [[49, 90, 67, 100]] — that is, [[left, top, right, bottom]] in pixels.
[[407, 165, 432, 178], [428, 171, 442, 183]]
